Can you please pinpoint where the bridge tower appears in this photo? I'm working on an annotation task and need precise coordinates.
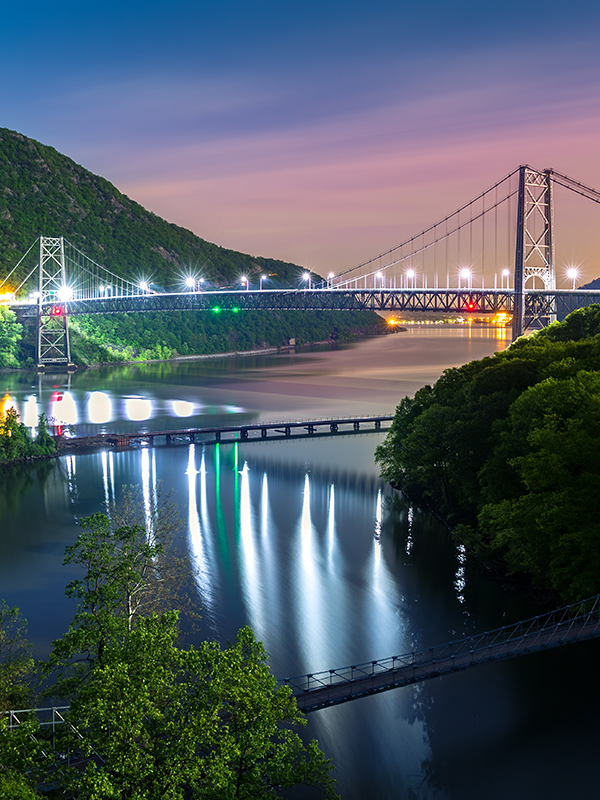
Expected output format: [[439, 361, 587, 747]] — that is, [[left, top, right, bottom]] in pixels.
[[36, 236, 73, 369], [512, 166, 555, 339]]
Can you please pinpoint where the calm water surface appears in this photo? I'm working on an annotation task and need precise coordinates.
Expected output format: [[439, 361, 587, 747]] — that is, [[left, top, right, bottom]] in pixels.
[[1, 326, 599, 799]]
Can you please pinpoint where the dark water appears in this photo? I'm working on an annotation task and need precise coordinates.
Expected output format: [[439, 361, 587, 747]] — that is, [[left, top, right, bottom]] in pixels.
[[2, 327, 599, 799]]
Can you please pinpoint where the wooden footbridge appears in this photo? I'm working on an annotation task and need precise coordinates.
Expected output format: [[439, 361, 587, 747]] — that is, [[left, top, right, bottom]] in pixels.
[[283, 594, 600, 713], [55, 414, 393, 453]]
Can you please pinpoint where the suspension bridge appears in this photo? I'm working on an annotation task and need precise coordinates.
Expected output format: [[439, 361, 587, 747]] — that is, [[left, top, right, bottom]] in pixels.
[[285, 593, 600, 712], [5, 594, 600, 738], [2, 165, 600, 367]]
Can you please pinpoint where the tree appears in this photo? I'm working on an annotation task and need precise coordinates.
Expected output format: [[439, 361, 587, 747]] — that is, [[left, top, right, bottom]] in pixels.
[[479, 371, 600, 600], [0, 605, 43, 799], [0, 409, 55, 465], [46, 488, 199, 698], [6, 487, 338, 798], [0, 307, 21, 368], [0, 603, 34, 713], [376, 307, 600, 601], [61, 616, 337, 799], [0, 770, 42, 799]]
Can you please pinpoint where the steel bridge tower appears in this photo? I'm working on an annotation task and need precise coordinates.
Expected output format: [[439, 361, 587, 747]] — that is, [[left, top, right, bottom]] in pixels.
[[512, 166, 556, 339], [36, 236, 73, 369]]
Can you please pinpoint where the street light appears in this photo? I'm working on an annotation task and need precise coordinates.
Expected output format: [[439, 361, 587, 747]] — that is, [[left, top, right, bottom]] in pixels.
[[57, 285, 73, 302], [241, 275, 249, 290], [185, 276, 195, 291], [567, 267, 578, 290], [302, 271, 311, 289], [459, 268, 472, 289], [260, 274, 268, 290], [376, 271, 384, 288], [406, 269, 416, 289], [139, 281, 149, 293], [328, 272, 335, 289], [502, 268, 510, 290]]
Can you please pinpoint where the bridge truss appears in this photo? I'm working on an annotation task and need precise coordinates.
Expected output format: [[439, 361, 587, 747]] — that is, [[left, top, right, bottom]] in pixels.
[[13, 286, 600, 321]]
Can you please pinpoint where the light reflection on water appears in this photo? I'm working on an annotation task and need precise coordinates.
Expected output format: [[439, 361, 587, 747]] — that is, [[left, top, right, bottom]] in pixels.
[[3, 331, 598, 799]]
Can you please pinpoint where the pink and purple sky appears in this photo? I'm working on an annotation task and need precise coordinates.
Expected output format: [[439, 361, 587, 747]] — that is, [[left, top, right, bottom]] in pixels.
[[2, 0, 600, 282]]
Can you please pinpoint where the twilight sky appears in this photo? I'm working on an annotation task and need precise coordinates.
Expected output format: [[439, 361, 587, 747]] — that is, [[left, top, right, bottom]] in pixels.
[[2, 0, 600, 282]]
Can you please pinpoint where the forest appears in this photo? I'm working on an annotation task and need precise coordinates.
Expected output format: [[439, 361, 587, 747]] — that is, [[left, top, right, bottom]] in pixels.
[[8, 305, 387, 367], [375, 305, 600, 604]]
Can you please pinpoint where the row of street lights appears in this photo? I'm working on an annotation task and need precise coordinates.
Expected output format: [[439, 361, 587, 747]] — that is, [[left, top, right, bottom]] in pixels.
[[46, 264, 584, 303]]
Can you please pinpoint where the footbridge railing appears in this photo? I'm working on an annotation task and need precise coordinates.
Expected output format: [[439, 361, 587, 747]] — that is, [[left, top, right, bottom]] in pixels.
[[6, 597, 600, 726], [284, 594, 600, 713]]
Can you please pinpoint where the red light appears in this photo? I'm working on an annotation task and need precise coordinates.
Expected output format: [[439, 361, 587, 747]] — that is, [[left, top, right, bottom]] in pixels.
[[52, 306, 63, 316], [466, 301, 476, 311]]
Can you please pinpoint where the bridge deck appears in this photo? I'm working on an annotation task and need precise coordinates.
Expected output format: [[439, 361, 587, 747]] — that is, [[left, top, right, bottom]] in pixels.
[[12, 287, 600, 319], [284, 595, 600, 712], [6, 598, 600, 733], [55, 415, 393, 453]]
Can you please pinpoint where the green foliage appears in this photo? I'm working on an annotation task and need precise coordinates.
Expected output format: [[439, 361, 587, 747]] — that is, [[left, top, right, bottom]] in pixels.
[[479, 371, 600, 600], [0, 306, 22, 368], [0, 769, 42, 799], [0, 603, 34, 713], [46, 489, 199, 698], [67, 309, 386, 365], [0, 409, 56, 465], [62, 618, 337, 799], [376, 305, 600, 602], [0, 487, 337, 798]]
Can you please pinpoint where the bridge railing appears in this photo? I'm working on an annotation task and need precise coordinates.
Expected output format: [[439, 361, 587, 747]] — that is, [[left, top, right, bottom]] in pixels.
[[3, 706, 70, 733], [283, 594, 600, 694]]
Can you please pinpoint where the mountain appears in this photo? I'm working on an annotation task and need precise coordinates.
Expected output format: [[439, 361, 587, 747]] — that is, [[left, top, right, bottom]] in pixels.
[[0, 127, 312, 289], [0, 128, 386, 365]]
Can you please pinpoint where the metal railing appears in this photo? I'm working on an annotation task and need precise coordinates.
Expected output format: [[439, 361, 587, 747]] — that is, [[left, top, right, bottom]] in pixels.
[[284, 594, 600, 712]]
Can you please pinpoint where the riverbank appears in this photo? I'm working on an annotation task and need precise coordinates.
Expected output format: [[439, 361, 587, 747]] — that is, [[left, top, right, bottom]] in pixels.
[[3, 328, 402, 374]]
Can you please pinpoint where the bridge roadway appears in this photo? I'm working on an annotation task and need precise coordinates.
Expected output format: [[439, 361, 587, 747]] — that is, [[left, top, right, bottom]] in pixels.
[[55, 415, 393, 453], [284, 594, 600, 713], [11, 287, 600, 318]]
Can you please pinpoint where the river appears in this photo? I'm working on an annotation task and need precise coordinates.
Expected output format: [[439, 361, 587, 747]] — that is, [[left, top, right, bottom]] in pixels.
[[1, 325, 599, 799]]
